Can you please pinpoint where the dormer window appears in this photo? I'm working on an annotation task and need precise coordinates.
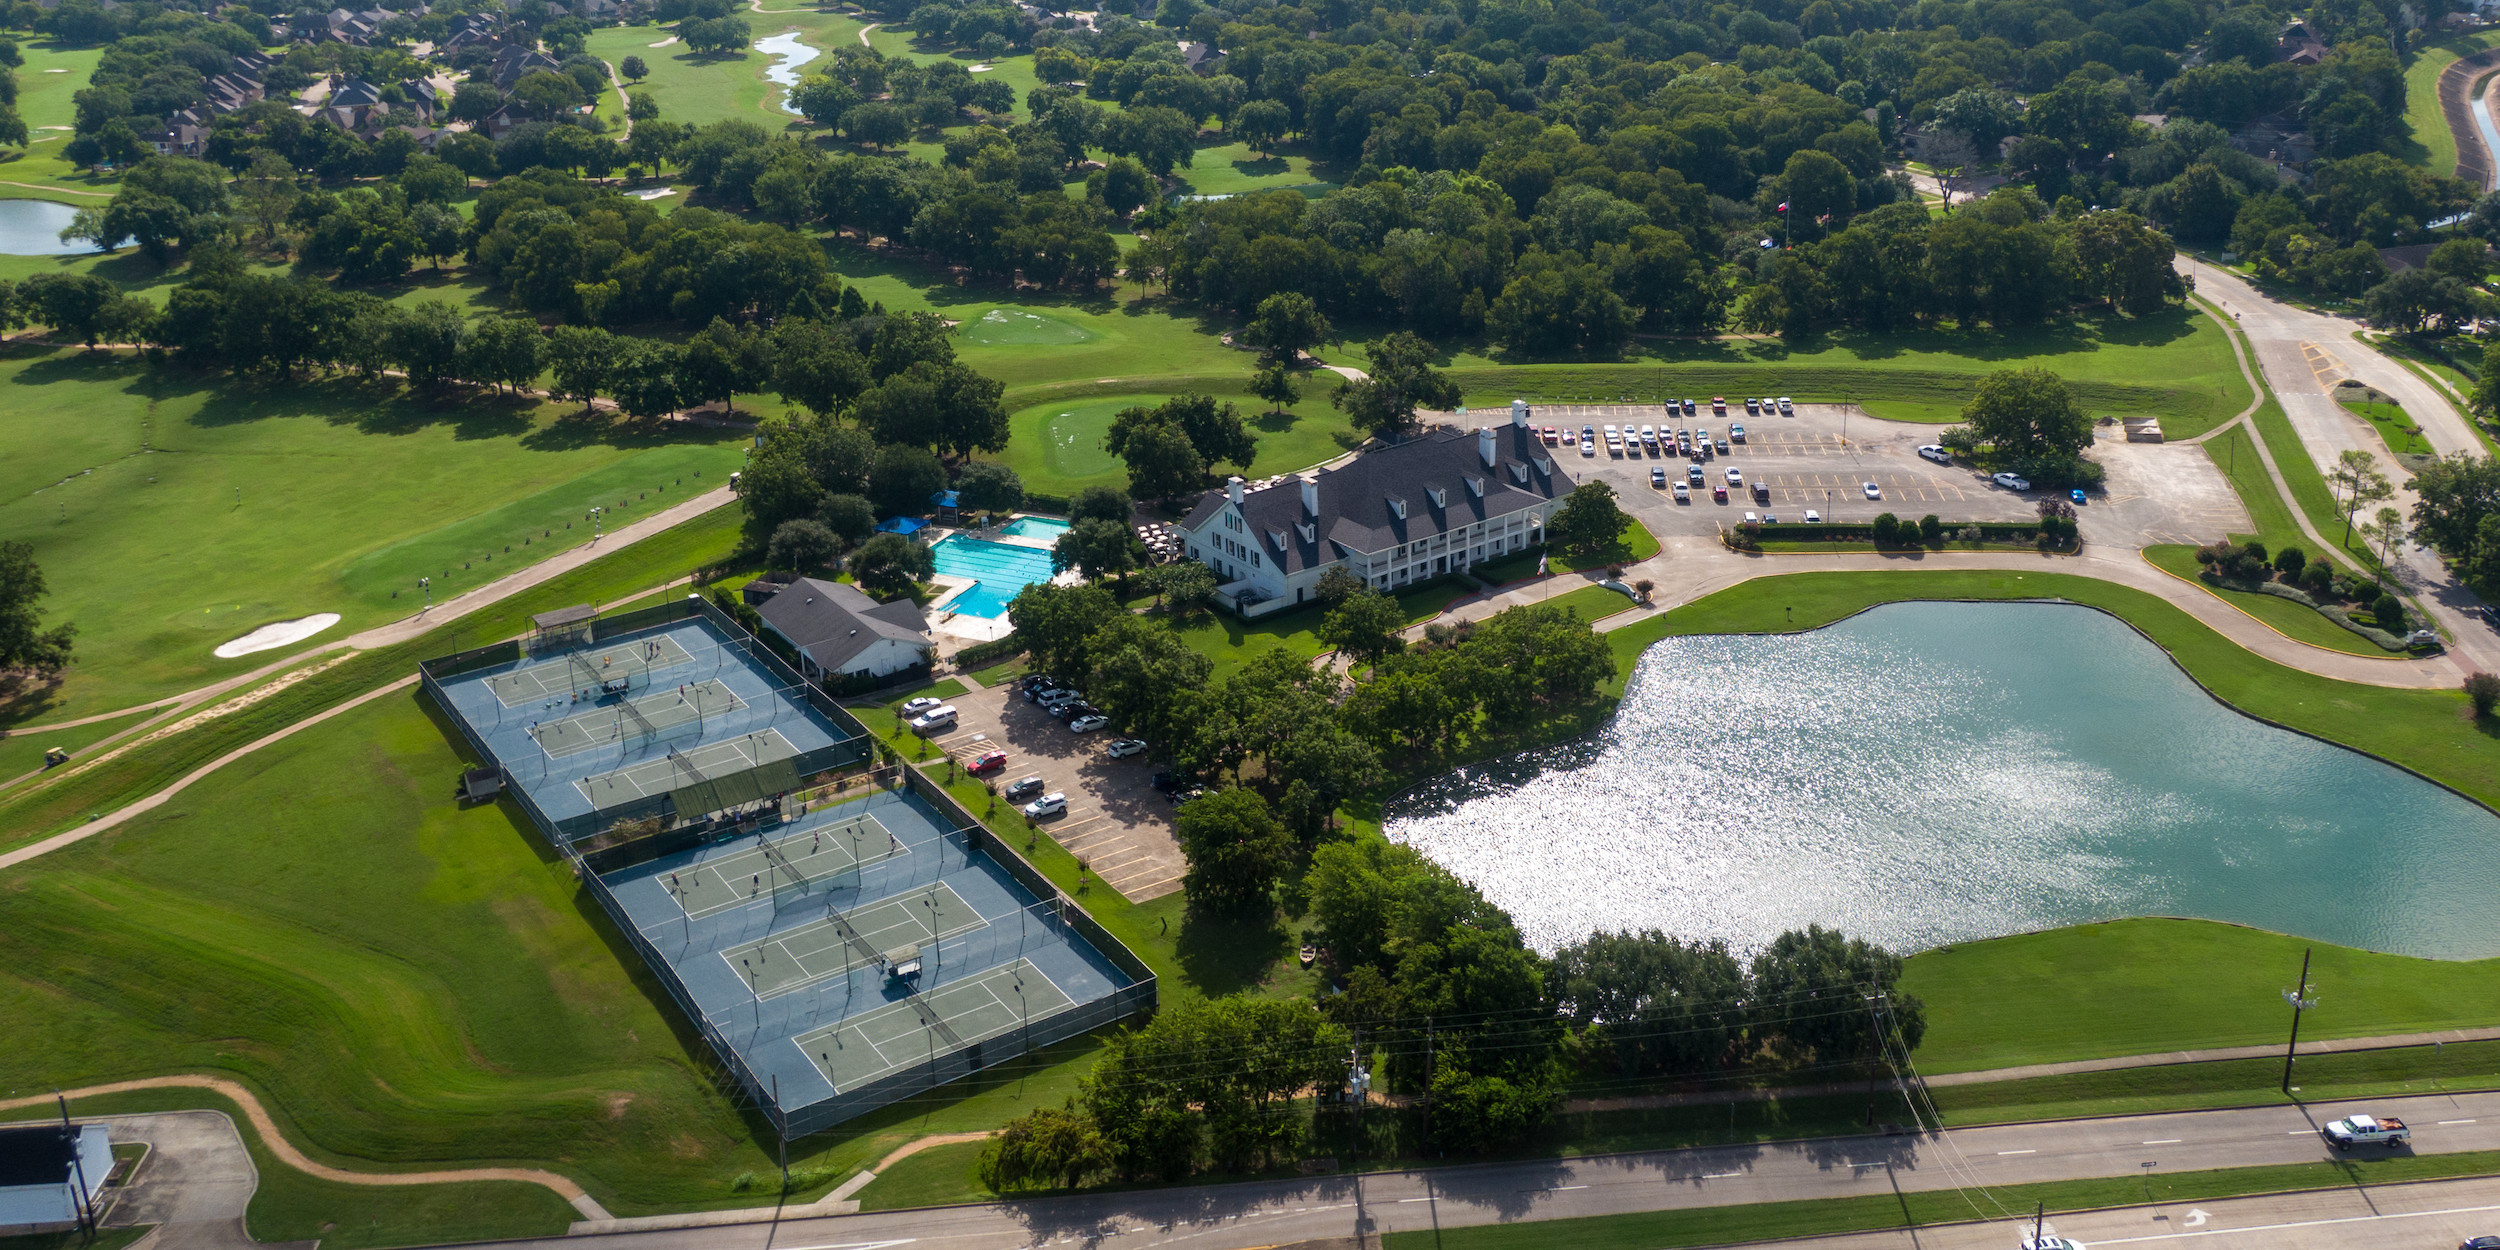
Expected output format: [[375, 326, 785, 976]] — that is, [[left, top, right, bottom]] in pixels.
[[1428, 486, 1446, 508], [1387, 496, 1407, 520], [1467, 476, 1485, 497], [1268, 529, 1287, 551], [1534, 456, 1552, 475], [1297, 520, 1316, 542], [1508, 463, 1529, 484]]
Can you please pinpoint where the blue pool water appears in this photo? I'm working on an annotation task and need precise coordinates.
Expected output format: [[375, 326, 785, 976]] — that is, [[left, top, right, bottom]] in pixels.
[[999, 516, 1071, 539], [931, 535, 1059, 618]]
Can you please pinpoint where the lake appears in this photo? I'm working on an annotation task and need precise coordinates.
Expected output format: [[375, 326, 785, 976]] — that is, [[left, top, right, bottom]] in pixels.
[[756, 31, 820, 116], [1386, 601, 2500, 959], [0, 200, 89, 256]]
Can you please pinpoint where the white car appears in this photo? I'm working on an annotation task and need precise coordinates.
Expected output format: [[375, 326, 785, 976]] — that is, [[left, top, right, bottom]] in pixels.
[[1776, 396, 1793, 414], [1022, 792, 1067, 818], [1724, 466, 1743, 485], [1580, 439, 1595, 457], [1671, 481, 1689, 501], [1069, 714, 1110, 732], [1803, 509, 1821, 522], [2020, 1238, 2086, 1250], [1742, 510, 1758, 523], [908, 706, 958, 731], [1917, 444, 1951, 464], [1992, 471, 2031, 491], [899, 696, 944, 716], [1863, 481, 1881, 500], [1037, 687, 1083, 708], [1602, 424, 1619, 441], [1106, 738, 1148, 758]]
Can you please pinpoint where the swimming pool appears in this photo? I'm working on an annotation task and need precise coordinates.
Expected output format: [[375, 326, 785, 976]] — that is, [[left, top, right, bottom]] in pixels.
[[930, 535, 1059, 618], [998, 515, 1071, 539]]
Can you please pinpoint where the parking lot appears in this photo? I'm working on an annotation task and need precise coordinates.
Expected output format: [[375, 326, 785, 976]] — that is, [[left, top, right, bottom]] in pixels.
[[920, 683, 1186, 902], [1512, 402, 2245, 545]]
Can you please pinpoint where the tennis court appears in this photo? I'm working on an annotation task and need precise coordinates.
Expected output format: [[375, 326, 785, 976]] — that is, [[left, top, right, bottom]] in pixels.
[[721, 883, 984, 1000], [793, 958, 1075, 1093], [658, 812, 904, 921], [529, 679, 746, 758], [486, 636, 697, 705], [574, 728, 797, 809]]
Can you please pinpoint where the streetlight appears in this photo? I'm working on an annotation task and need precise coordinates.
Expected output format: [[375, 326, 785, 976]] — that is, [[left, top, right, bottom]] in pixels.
[[418, 576, 431, 611], [590, 507, 606, 540]]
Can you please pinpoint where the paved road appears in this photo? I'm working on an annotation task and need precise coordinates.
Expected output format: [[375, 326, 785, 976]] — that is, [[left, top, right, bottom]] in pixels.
[[82, 1111, 310, 1250], [2182, 259, 2500, 676], [1754, 1173, 2500, 1250], [470, 1091, 2500, 1250]]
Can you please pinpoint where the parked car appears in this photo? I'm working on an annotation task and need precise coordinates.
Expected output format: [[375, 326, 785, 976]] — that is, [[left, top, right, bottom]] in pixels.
[[1005, 775, 1047, 801], [1729, 423, 1746, 443], [1992, 472, 2031, 491], [1742, 510, 1758, 523], [1863, 481, 1881, 500], [1777, 396, 1793, 414], [1715, 438, 1729, 454], [908, 706, 958, 732], [1651, 466, 1667, 488], [900, 696, 945, 716], [1752, 480, 1770, 501], [1744, 398, 1760, 414], [1711, 396, 1727, 414], [1672, 481, 1689, 501], [1050, 700, 1096, 721], [1038, 687, 1083, 708], [967, 749, 1007, 773], [1107, 738, 1148, 759], [1580, 438, 1595, 457], [1724, 466, 1743, 485], [2019, 1237, 2085, 1250], [1712, 483, 1728, 501], [1542, 424, 1558, 444], [2458, 1237, 2500, 1249], [1069, 713, 1110, 732], [1688, 465, 1705, 484], [1022, 792, 1067, 818], [1803, 509, 1821, 523], [1763, 513, 1778, 522], [2070, 488, 2087, 505], [1918, 444, 1951, 464], [1682, 397, 1698, 415]]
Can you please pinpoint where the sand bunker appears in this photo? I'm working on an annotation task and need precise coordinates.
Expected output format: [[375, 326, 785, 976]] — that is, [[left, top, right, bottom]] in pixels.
[[214, 613, 342, 658]]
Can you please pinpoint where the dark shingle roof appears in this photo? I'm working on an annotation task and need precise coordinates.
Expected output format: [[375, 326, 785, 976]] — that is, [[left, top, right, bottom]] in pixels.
[[754, 577, 927, 673], [1181, 425, 1570, 576]]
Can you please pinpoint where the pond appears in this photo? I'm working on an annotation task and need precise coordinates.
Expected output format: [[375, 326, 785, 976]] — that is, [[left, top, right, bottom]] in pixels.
[[0, 200, 90, 256], [755, 31, 820, 116], [1386, 601, 2500, 960]]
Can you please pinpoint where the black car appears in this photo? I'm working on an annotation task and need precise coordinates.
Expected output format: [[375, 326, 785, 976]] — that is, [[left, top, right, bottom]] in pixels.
[[1051, 700, 1097, 721], [2459, 1239, 2500, 1250], [1005, 775, 1047, 801], [1023, 680, 1068, 703]]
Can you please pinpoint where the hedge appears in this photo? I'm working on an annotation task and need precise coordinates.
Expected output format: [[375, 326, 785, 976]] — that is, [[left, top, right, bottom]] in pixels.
[[954, 632, 1027, 669]]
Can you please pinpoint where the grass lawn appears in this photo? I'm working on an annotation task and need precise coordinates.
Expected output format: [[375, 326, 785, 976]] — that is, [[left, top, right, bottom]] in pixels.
[[996, 388, 1351, 498], [2199, 424, 2309, 554], [1534, 584, 1640, 622], [1164, 578, 1466, 680], [584, 13, 867, 132], [0, 1228, 151, 1250], [856, 1137, 990, 1210], [1172, 141, 1336, 199], [1476, 518, 1663, 584], [2141, 545, 2388, 657], [0, 40, 112, 200], [969, 656, 1029, 686], [2341, 396, 2435, 458], [0, 346, 746, 723], [2252, 391, 2387, 575], [2401, 30, 2500, 175], [0, 704, 153, 788]]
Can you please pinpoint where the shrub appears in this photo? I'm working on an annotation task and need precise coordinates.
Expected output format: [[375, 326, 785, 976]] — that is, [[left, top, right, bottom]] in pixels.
[[2298, 560, 2334, 595], [1870, 512, 1901, 543], [2373, 592, 2406, 630], [2275, 545, 2307, 576], [1919, 514, 1943, 543], [2470, 672, 2500, 717]]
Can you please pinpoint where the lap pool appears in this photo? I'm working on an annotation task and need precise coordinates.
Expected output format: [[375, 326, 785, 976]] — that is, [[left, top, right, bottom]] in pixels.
[[930, 535, 1059, 618]]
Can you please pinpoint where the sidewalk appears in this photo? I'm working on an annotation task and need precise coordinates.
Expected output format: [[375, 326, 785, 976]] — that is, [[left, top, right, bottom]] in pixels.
[[1562, 1024, 2500, 1113]]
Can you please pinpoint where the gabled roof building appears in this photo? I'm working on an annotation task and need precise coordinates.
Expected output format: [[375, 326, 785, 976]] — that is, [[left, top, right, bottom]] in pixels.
[[753, 578, 933, 683], [1177, 403, 1572, 614]]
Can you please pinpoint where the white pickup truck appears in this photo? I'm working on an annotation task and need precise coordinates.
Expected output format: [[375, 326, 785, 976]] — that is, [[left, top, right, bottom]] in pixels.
[[2322, 1114, 2411, 1150]]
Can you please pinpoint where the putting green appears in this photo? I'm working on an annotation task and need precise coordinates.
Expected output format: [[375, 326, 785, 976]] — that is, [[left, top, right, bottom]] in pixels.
[[1011, 395, 1152, 484], [958, 308, 1099, 347]]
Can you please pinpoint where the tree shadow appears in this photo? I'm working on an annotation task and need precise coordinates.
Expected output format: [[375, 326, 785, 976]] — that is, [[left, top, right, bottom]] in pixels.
[[1172, 900, 1293, 996], [0, 673, 69, 730]]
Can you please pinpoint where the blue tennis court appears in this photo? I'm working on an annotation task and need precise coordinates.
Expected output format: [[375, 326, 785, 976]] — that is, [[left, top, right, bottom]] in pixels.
[[931, 535, 1058, 619]]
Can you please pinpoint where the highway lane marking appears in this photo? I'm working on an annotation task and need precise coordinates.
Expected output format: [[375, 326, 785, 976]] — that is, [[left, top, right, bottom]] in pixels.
[[1997, 1149, 2036, 1155], [1700, 1172, 1745, 1179], [2143, 1139, 2183, 1145], [2442, 1118, 2480, 1124], [2086, 1197, 2500, 1244], [1849, 1161, 1884, 1167], [1398, 1197, 1433, 1203]]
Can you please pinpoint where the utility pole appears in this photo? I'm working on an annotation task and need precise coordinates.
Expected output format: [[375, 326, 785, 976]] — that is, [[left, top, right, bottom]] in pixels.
[[2282, 947, 2317, 1094], [57, 1093, 93, 1238], [1423, 1015, 1435, 1157]]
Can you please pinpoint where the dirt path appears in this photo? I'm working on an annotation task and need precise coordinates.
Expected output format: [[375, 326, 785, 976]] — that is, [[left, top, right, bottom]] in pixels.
[[0, 1075, 607, 1217], [873, 1131, 990, 1171], [1, 180, 111, 197]]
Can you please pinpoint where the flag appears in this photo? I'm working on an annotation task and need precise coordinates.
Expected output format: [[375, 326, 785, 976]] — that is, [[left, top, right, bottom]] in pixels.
[[1775, 201, 1789, 212], [1537, 554, 1548, 576]]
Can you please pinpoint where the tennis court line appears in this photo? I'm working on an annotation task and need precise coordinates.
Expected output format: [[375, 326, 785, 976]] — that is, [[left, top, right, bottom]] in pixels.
[[792, 958, 1073, 1093], [657, 814, 905, 922], [722, 883, 987, 1001], [572, 727, 798, 807], [486, 634, 699, 705]]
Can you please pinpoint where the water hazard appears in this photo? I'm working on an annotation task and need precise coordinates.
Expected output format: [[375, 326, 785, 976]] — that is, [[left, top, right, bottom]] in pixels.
[[1386, 601, 2500, 959], [756, 31, 820, 116], [0, 200, 89, 255]]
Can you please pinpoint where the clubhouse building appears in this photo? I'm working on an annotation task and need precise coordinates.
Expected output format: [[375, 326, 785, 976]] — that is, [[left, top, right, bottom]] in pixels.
[[1178, 405, 1573, 614]]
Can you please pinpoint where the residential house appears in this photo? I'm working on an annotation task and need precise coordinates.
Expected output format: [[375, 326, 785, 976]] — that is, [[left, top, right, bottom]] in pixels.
[[1176, 403, 1573, 615]]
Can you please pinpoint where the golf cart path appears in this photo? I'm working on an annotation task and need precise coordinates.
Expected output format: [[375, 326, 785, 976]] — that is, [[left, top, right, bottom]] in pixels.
[[0, 1077, 608, 1219]]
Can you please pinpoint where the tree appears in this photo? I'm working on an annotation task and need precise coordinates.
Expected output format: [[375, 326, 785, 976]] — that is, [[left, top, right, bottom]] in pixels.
[[849, 531, 934, 597], [1551, 930, 1748, 1075], [1088, 157, 1158, 219], [1748, 925, 1925, 1059], [682, 316, 776, 411], [1099, 105, 1197, 177], [1311, 565, 1366, 608], [1069, 486, 1132, 525], [844, 102, 909, 151], [628, 92, 661, 123], [1053, 516, 1141, 581], [818, 494, 877, 544], [1332, 332, 1460, 440], [1114, 420, 1206, 502], [1008, 581, 1122, 680], [790, 74, 860, 127], [1953, 367, 2091, 460], [979, 1107, 1110, 1193], [870, 442, 948, 517], [621, 55, 649, 81], [0, 541, 76, 674], [771, 318, 871, 418], [956, 461, 1025, 514], [767, 518, 844, 572], [460, 315, 548, 394], [1233, 97, 1288, 154], [609, 338, 686, 419], [1548, 481, 1628, 554], [2072, 210, 2179, 315], [1120, 551, 1203, 609], [1086, 614, 1214, 761], [1250, 362, 1300, 414], [1175, 787, 1294, 914], [2334, 447, 2398, 549], [1322, 588, 1406, 667], [545, 325, 617, 410], [20, 272, 131, 348], [1781, 148, 1855, 238], [1244, 292, 1330, 365]]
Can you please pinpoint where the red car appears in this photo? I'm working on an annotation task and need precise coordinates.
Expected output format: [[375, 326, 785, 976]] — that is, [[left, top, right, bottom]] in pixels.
[[967, 749, 1008, 773]]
